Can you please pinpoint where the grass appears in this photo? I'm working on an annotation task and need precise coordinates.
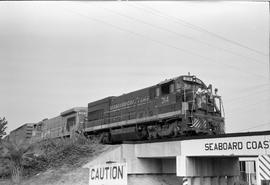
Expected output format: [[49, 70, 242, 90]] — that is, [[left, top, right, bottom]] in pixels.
[[0, 133, 105, 184], [39, 134, 101, 170]]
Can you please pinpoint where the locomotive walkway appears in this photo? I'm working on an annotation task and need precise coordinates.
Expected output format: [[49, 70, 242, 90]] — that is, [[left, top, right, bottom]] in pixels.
[[84, 131, 270, 185]]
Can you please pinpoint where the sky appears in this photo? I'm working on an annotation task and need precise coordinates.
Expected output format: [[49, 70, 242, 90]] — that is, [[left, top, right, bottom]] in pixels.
[[0, 1, 269, 134]]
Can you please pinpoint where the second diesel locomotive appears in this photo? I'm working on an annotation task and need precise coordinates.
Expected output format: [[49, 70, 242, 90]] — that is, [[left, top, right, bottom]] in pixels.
[[84, 74, 225, 143]]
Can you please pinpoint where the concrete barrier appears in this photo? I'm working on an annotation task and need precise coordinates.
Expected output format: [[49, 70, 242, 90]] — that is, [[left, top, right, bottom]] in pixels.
[[84, 132, 270, 185]]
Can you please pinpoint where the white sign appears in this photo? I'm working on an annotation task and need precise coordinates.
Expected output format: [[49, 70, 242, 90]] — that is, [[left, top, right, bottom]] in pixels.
[[88, 163, 127, 185], [181, 135, 270, 156]]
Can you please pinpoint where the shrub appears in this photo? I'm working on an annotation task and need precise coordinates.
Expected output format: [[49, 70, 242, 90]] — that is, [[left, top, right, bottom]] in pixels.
[[38, 134, 100, 169], [1, 134, 102, 180]]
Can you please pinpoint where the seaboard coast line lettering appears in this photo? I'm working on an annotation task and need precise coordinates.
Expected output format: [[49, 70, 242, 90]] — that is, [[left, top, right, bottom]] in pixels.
[[205, 140, 270, 151]]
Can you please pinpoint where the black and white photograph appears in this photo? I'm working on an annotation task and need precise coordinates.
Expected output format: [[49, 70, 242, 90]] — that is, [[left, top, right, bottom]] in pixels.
[[0, 1, 269, 185]]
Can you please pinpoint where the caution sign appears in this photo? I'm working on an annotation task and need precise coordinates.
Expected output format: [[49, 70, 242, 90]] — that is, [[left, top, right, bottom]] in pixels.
[[88, 163, 127, 185]]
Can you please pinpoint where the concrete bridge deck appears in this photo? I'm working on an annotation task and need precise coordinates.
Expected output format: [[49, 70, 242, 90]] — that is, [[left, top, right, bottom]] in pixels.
[[84, 131, 270, 185]]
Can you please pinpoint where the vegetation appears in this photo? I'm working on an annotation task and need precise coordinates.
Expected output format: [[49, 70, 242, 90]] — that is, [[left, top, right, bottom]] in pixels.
[[0, 117, 7, 140], [0, 133, 103, 184], [39, 134, 100, 169], [1, 141, 33, 184]]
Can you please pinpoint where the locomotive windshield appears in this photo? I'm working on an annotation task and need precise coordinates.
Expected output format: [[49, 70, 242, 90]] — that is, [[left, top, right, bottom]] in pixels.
[[182, 76, 207, 89], [181, 75, 223, 115]]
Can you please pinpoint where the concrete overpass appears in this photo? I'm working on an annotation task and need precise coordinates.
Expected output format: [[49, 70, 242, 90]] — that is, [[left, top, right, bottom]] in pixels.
[[84, 131, 270, 185]]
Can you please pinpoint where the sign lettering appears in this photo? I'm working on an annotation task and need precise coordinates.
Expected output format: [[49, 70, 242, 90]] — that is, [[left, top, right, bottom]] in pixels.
[[182, 135, 270, 156], [110, 96, 149, 111], [204, 140, 270, 151], [88, 163, 127, 185]]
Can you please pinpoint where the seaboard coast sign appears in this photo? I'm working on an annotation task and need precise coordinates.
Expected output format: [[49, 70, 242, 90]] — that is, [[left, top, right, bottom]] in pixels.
[[181, 134, 270, 156], [88, 163, 127, 185]]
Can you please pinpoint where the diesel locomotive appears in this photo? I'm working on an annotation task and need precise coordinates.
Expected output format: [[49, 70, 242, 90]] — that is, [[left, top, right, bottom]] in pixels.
[[10, 74, 225, 144], [84, 74, 225, 143]]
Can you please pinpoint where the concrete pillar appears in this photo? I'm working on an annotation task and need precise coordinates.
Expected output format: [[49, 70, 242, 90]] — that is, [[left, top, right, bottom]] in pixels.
[[219, 176, 227, 185], [192, 177, 201, 185], [227, 177, 234, 185], [211, 177, 219, 185], [187, 177, 192, 185], [178, 157, 239, 177], [202, 177, 211, 185], [227, 176, 238, 185], [186, 176, 238, 185]]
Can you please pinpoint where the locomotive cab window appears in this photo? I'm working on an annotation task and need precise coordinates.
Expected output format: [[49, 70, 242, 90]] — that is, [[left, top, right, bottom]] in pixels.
[[170, 83, 174, 93], [156, 87, 160, 97], [161, 81, 173, 95], [176, 81, 181, 92]]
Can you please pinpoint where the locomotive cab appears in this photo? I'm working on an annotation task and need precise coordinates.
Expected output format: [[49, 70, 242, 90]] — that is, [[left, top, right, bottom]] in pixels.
[[178, 75, 225, 135], [146, 75, 225, 139]]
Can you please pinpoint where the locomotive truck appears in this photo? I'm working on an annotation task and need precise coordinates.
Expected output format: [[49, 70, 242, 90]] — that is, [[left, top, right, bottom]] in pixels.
[[84, 74, 225, 143]]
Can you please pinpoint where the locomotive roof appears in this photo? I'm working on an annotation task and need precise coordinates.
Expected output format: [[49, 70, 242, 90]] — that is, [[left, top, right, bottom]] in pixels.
[[88, 96, 115, 107], [60, 107, 87, 117], [10, 123, 34, 133], [158, 77, 178, 85], [87, 75, 208, 106], [158, 75, 207, 87], [113, 75, 207, 99]]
